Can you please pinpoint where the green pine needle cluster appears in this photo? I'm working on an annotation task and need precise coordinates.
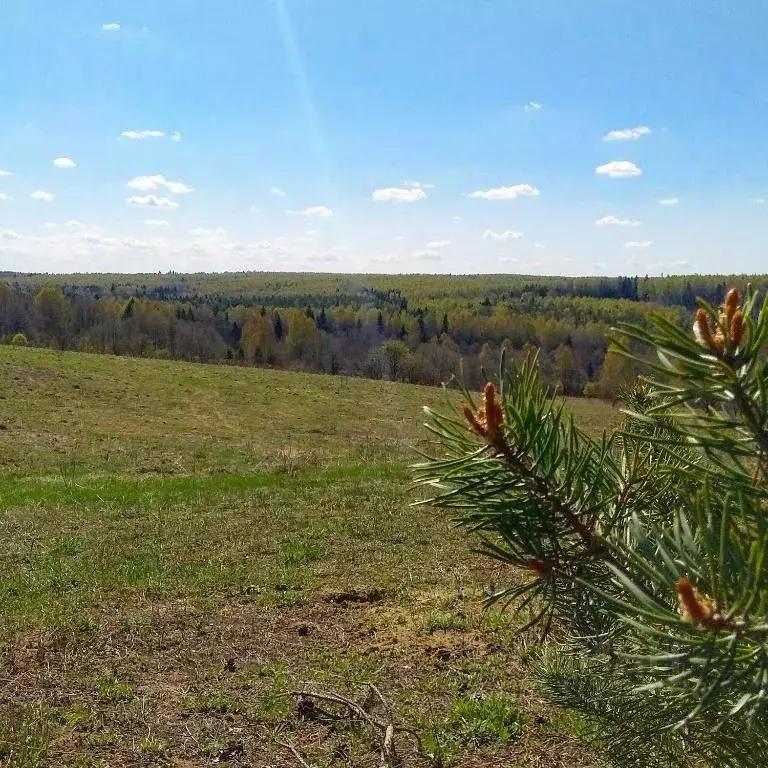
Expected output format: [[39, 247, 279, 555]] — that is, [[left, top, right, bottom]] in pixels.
[[413, 287, 768, 767]]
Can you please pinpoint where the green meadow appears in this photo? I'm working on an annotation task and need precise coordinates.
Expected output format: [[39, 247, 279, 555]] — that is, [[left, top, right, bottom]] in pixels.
[[0, 347, 617, 767]]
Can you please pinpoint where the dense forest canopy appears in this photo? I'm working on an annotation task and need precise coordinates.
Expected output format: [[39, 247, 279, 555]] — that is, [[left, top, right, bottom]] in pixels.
[[1, 271, 766, 396]]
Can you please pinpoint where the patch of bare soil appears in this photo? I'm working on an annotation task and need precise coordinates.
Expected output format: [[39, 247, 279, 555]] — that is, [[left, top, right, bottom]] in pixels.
[[0, 593, 597, 767]]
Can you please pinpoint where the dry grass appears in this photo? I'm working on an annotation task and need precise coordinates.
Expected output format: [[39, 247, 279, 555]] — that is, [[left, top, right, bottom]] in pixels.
[[0, 347, 618, 767]]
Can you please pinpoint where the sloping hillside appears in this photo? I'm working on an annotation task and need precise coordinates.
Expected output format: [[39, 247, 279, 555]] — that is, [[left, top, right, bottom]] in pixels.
[[0, 348, 617, 767]]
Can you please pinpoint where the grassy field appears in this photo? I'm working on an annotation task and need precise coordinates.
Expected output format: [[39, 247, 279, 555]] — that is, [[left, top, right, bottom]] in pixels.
[[0, 347, 618, 767]]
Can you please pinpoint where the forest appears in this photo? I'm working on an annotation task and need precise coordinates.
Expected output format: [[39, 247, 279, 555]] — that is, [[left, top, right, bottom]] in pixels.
[[1, 271, 766, 396]]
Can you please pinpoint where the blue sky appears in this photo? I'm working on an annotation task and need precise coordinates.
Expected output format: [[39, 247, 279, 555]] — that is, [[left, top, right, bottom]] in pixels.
[[0, 0, 766, 275]]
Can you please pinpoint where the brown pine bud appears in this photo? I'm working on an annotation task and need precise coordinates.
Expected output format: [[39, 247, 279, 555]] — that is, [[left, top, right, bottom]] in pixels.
[[676, 577, 709, 624], [482, 382, 503, 434], [731, 310, 744, 346], [675, 576, 727, 631], [723, 288, 740, 320], [464, 383, 508, 448], [693, 309, 718, 350], [462, 404, 486, 437]]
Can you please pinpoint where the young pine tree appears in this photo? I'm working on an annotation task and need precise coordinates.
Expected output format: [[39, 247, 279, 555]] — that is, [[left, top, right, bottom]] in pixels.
[[414, 288, 768, 767]]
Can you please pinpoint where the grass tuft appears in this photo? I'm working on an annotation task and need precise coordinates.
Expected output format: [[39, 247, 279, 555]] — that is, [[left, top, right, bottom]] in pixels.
[[450, 694, 524, 746], [96, 678, 135, 703], [424, 612, 469, 633], [0, 703, 57, 768], [279, 535, 324, 564]]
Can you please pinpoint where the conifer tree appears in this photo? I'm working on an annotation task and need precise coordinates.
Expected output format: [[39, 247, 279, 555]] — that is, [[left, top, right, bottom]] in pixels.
[[414, 288, 768, 767]]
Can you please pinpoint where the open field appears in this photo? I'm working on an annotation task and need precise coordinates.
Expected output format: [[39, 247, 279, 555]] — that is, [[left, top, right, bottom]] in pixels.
[[0, 348, 618, 767]]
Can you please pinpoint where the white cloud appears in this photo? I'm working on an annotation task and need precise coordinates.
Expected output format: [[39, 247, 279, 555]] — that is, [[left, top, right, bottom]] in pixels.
[[755, 198, 766, 205], [163, 180, 194, 194], [53, 157, 76, 169], [42, 222, 56, 229], [413, 249, 441, 260], [145, 219, 169, 227], [170, 131, 182, 142], [468, 184, 540, 200], [482, 229, 525, 241], [523, 101, 543, 113], [126, 175, 194, 194], [602, 126, 652, 142], [102, 22, 120, 32], [370, 254, 400, 264], [190, 228, 227, 238], [0, 229, 21, 240], [499, 256, 518, 264], [31, 190, 55, 202], [250, 240, 281, 251], [0, 192, 12, 201], [121, 238, 151, 250], [534, 243, 546, 249], [425, 240, 451, 250], [269, 186, 287, 197], [64, 220, 88, 230], [126, 195, 180, 209], [595, 161, 642, 178], [372, 187, 427, 203], [305, 206, 334, 218], [402, 180, 434, 189], [0, 169, 13, 177], [595, 215, 641, 227], [659, 197, 680, 206], [668, 260, 692, 270], [624, 240, 654, 249], [452, 215, 463, 222], [286, 205, 333, 218], [74, 231, 119, 247], [248, 205, 262, 214], [121, 130, 165, 140]]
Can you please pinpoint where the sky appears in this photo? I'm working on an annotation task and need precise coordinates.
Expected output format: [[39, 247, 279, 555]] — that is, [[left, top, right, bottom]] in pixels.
[[0, 0, 767, 276]]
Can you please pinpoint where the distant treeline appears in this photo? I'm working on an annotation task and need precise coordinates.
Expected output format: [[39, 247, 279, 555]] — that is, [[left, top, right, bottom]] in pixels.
[[1, 272, 765, 396]]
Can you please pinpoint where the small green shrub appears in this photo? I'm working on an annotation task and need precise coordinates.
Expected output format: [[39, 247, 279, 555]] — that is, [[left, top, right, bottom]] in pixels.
[[257, 692, 291, 720], [279, 535, 323, 564], [137, 736, 167, 756], [84, 731, 118, 748], [183, 693, 243, 715], [424, 612, 468, 633], [96, 678, 135, 702], [59, 704, 91, 729], [450, 695, 523, 746]]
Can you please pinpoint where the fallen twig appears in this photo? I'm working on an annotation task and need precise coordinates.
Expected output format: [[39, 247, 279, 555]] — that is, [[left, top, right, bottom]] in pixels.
[[274, 738, 315, 768], [291, 687, 423, 757], [381, 723, 398, 768], [293, 688, 378, 726], [367, 682, 392, 718]]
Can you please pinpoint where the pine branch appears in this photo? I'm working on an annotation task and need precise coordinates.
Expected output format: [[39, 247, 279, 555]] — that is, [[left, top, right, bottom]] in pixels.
[[414, 286, 768, 764]]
